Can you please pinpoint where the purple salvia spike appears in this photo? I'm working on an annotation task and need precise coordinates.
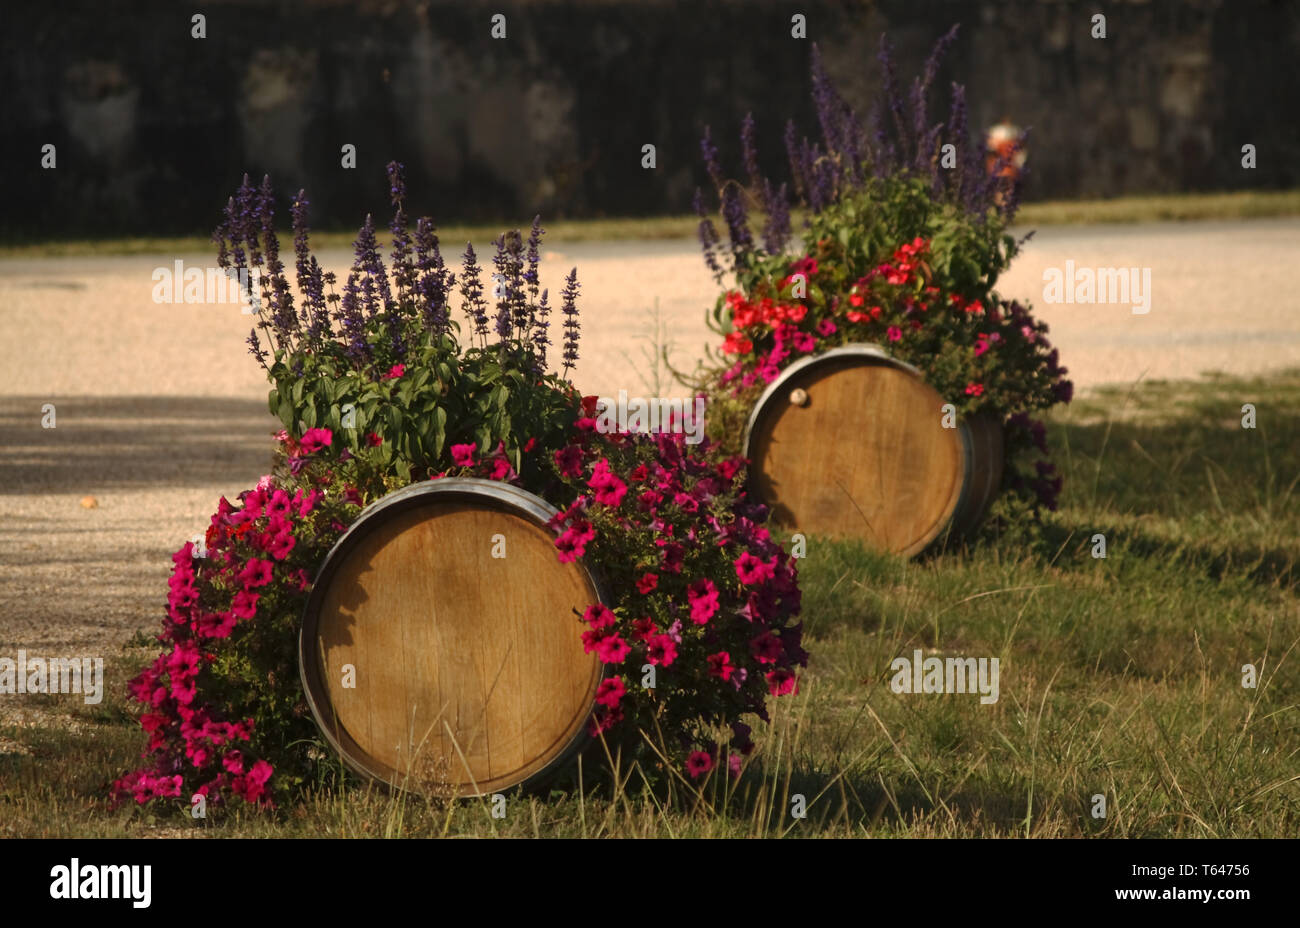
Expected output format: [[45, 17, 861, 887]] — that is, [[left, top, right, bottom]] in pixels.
[[560, 267, 581, 378], [386, 161, 416, 307], [459, 243, 489, 345]]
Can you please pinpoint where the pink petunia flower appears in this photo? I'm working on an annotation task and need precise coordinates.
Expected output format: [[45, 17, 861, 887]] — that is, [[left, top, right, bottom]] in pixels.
[[555, 519, 596, 563], [645, 634, 678, 667], [237, 558, 274, 589], [750, 631, 784, 664], [687, 578, 719, 625], [707, 650, 734, 681], [734, 551, 776, 585], [594, 634, 631, 664], [766, 668, 799, 696], [230, 589, 260, 620], [594, 676, 626, 709], [297, 428, 333, 455], [582, 603, 616, 630], [451, 443, 477, 467], [554, 445, 585, 478], [630, 616, 658, 641], [685, 751, 713, 779]]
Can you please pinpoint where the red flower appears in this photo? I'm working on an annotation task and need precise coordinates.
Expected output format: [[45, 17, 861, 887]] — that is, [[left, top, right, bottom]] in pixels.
[[636, 573, 659, 594], [965, 382, 985, 397], [383, 363, 405, 380], [721, 331, 753, 355], [364, 431, 383, 447]]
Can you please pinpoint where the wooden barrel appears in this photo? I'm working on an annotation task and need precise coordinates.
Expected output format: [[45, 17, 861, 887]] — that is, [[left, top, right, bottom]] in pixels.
[[742, 344, 1004, 555], [298, 478, 605, 797]]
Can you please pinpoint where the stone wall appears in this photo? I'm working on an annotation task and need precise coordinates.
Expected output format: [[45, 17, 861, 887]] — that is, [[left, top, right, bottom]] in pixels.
[[4, 0, 1296, 237]]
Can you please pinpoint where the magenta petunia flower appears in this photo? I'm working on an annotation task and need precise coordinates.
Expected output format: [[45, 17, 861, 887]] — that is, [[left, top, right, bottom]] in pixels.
[[265, 490, 292, 519], [750, 631, 783, 664], [685, 751, 713, 779], [594, 676, 626, 709], [595, 633, 631, 664], [587, 705, 624, 737], [237, 558, 274, 589], [630, 616, 658, 641], [297, 428, 333, 455], [587, 458, 628, 507], [707, 650, 734, 680], [554, 444, 584, 478], [197, 610, 238, 639], [645, 634, 678, 667], [266, 529, 296, 561], [887, 325, 902, 342], [765, 668, 798, 696], [555, 519, 596, 563], [734, 551, 775, 585], [582, 603, 616, 629], [222, 750, 245, 775], [230, 589, 260, 620], [687, 578, 719, 624], [451, 443, 476, 467]]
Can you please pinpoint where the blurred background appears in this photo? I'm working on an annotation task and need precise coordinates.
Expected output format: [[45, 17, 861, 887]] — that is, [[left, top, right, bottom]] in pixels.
[[4, 0, 1298, 239]]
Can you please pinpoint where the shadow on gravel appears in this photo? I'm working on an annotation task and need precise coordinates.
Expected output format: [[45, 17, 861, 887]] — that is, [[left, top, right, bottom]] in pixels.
[[0, 395, 276, 494]]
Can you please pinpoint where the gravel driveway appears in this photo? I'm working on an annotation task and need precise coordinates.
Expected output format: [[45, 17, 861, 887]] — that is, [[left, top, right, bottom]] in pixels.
[[2, 218, 1298, 663]]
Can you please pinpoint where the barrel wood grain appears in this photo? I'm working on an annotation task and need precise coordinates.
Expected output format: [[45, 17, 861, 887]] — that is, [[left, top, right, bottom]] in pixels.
[[300, 479, 604, 797], [743, 345, 1003, 555]]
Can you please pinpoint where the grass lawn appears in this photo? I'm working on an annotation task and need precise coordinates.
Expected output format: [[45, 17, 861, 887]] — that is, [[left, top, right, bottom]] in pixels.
[[1, 370, 1297, 837], [2, 190, 1298, 259]]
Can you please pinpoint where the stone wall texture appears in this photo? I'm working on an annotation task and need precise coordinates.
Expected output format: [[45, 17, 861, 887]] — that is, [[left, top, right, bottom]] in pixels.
[[4, 0, 1297, 237]]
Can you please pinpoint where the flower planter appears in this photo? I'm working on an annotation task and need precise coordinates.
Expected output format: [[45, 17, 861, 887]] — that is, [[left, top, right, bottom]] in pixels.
[[741, 344, 1004, 556], [299, 478, 607, 797]]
